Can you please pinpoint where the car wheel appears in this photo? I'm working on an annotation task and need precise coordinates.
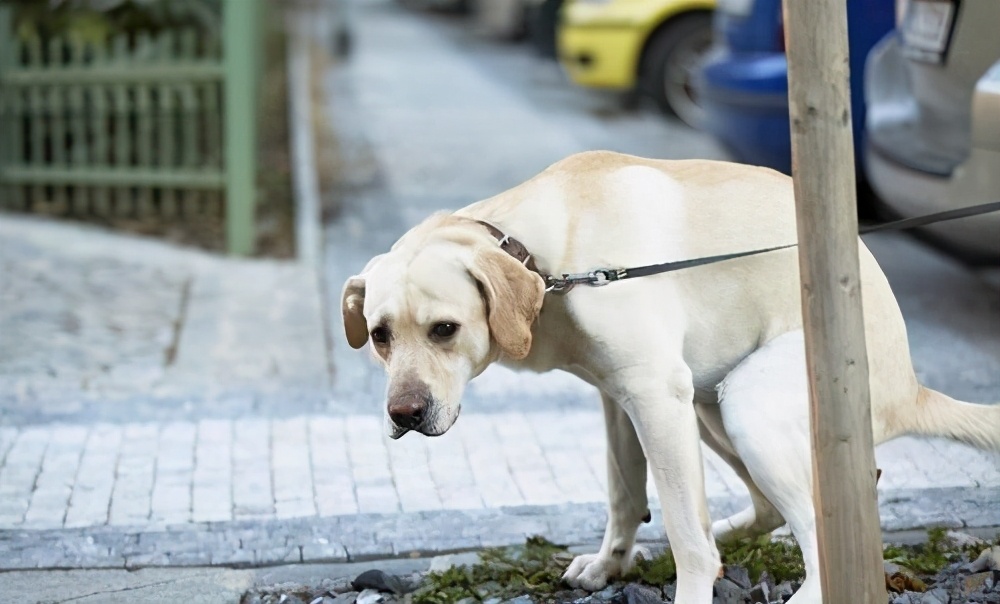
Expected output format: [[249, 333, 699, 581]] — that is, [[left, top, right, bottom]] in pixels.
[[642, 13, 713, 128]]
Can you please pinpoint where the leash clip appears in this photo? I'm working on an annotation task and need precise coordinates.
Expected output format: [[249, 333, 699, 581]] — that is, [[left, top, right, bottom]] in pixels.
[[544, 268, 628, 294], [544, 275, 575, 294], [589, 268, 626, 286]]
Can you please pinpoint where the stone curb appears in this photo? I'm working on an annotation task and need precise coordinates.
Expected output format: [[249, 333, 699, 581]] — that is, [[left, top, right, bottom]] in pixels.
[[1, 488, 996, 571]]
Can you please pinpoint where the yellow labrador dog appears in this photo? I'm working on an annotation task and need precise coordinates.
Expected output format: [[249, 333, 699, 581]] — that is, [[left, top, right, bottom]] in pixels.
[[341, 151, 999, 603]]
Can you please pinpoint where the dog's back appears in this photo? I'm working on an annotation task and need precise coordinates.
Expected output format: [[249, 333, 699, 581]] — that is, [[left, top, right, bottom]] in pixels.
[[470, 151, 999, 450]]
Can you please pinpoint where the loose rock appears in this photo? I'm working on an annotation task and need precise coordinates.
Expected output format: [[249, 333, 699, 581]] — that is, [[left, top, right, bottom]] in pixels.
[[428, 555, 456, 573], [355, 589, 384, 604], [773, 582, 796, 602], [918, 588, 949, 604], [323, 578, 355, 595], [960, 571, 994, 594], [351, 570, 407, 595], [723, 565, 752, 589], [623, 583, 663, 604], [748, 582, 768, 604], [944, 530, 985, 549], [713, 578, 747, 604]]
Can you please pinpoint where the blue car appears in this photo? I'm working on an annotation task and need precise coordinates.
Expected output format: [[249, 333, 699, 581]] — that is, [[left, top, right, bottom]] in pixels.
[[694, 0, 895, 174]]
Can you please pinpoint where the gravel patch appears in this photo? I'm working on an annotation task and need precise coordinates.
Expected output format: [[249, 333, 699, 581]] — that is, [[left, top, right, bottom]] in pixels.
[[241, 533, 1000, 604]]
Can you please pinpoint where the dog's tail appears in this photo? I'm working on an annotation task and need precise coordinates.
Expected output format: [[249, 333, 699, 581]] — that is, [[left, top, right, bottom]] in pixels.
[[906, 386, 1000, 451]]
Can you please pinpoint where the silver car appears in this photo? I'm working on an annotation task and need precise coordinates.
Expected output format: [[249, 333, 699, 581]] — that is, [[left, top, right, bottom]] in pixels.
[[864, 0, 1000, 262]]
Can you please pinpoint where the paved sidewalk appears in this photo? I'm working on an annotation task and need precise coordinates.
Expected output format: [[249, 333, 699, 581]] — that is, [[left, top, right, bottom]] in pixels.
[[0, 214, 330, 425], [2, 404, 998, 569], [6, 408, 1000, 531], [1, 215, 998, 572], [2, 0, 1000, 579]]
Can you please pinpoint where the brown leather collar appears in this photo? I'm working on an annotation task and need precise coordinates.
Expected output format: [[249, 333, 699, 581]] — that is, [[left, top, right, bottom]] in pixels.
[[476, 221, 541, 274]]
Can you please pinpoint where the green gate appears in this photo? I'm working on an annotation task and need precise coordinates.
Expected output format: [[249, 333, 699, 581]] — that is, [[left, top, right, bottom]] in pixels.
[[0, 0, 261, 255]]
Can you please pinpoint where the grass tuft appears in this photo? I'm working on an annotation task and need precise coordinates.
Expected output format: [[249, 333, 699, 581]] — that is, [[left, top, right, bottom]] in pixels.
[[413, 536, 571, 603]]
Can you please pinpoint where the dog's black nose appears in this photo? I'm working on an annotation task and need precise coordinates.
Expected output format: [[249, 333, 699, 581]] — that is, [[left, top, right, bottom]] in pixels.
[[388, 394, 427, 429]]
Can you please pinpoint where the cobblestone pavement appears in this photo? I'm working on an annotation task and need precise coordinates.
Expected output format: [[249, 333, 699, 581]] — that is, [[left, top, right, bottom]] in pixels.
[[1, 406, 998, 568], [0, 215, 330, 426], [2, 0, 999, 579]]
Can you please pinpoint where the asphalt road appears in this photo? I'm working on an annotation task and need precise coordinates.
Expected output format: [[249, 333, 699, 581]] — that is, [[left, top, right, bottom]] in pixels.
[[323, 0, 1000, 410]]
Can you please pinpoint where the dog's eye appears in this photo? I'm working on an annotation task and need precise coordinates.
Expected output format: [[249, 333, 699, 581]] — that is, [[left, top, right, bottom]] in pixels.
[[370, 326, 390, 344], [430, 322, 459, 339]]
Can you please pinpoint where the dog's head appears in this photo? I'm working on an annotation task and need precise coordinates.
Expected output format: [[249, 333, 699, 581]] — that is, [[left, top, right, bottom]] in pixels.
[[341, 215, 545, 438]]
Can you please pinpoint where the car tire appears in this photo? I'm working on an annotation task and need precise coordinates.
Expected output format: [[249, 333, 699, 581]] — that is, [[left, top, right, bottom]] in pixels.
[[641, 12, 713, 128]]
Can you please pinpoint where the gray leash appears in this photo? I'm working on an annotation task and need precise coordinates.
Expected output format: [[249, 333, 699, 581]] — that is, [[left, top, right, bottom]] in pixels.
[[543, 201, 1000, 293]]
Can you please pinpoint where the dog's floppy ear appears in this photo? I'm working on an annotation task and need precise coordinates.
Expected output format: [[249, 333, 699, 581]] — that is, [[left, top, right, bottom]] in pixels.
[[341, 255, 384, 349], [468, 247, 545, 360]]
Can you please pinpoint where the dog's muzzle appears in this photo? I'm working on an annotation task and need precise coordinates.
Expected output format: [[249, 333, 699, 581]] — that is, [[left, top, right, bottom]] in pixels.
[[387, 383, 433, 437], [389, 393, 427, 429]]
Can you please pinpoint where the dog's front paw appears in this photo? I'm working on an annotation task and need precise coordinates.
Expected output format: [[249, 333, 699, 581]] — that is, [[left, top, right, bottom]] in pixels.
[[563, 554, 620, 591]]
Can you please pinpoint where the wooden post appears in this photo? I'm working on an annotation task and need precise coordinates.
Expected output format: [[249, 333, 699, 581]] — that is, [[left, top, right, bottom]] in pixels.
[[782, 0, 885, 602]]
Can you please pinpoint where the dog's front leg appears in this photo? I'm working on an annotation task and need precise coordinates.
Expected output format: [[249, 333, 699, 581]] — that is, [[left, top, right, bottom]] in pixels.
[[563, 392, 649, 590], [622, 364, 720, 603]]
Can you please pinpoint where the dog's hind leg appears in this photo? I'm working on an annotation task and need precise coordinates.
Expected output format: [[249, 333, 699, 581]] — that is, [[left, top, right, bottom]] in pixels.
[[695, 403, 785, 543], [563, 392, 650, 590], [717, 331, 822, 604]]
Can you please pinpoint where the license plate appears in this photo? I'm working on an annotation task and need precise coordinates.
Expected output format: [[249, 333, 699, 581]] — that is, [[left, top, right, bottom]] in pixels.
[[901, 0, 956, 63]]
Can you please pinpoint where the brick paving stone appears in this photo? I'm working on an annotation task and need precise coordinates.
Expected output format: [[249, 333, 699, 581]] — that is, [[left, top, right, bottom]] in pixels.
[[387, 430, 442, 513], [426, 424, 482, 510], [255, 546, 302, 565], [65, 424, 123, 528], [700, 446, 745, 500], [0, 426, 49, 526], [524, 413, 601, 504], [210, 548, 256, 566], [22, 424, 88, 528], [300, 539, 349, 563], [232, 418, 274, 520], [913, 439, 980, 488], [457, 415, 526, 509], [924, 437, 1000, 488], [0, 426, 19, 464], [191, 419, 233, 523], [877, 438, 941, 490], [125, 552, 172, 569], [309, 416, 359, 516], [346, 416, 400, 514], [494, 412, 563, 505], [108, 423, 158, 526], [150, 421, 195, 525], [271, 417, 317, 519], [584, 448, 609, 495], [343, 540, 395, 561], [0, 411, 998, 549]]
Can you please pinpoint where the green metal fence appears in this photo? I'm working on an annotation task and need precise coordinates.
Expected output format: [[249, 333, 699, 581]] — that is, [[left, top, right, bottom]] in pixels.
[[0, 0, 260, 254]]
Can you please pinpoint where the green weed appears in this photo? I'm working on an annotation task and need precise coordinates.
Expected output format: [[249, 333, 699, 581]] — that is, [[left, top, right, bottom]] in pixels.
[[883, 528, 1000, 575]]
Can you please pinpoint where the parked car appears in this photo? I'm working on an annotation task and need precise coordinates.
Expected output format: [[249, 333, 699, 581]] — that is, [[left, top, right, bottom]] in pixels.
[[864, 0, 1000, 262], [557, 0, 716, 127], [694, 0, 894, 173], [525, 0, 564, 59], [470, 0, 526, 40]]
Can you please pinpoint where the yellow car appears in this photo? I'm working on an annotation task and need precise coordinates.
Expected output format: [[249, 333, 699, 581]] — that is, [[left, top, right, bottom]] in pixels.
[[558, 0, 716, 127]]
